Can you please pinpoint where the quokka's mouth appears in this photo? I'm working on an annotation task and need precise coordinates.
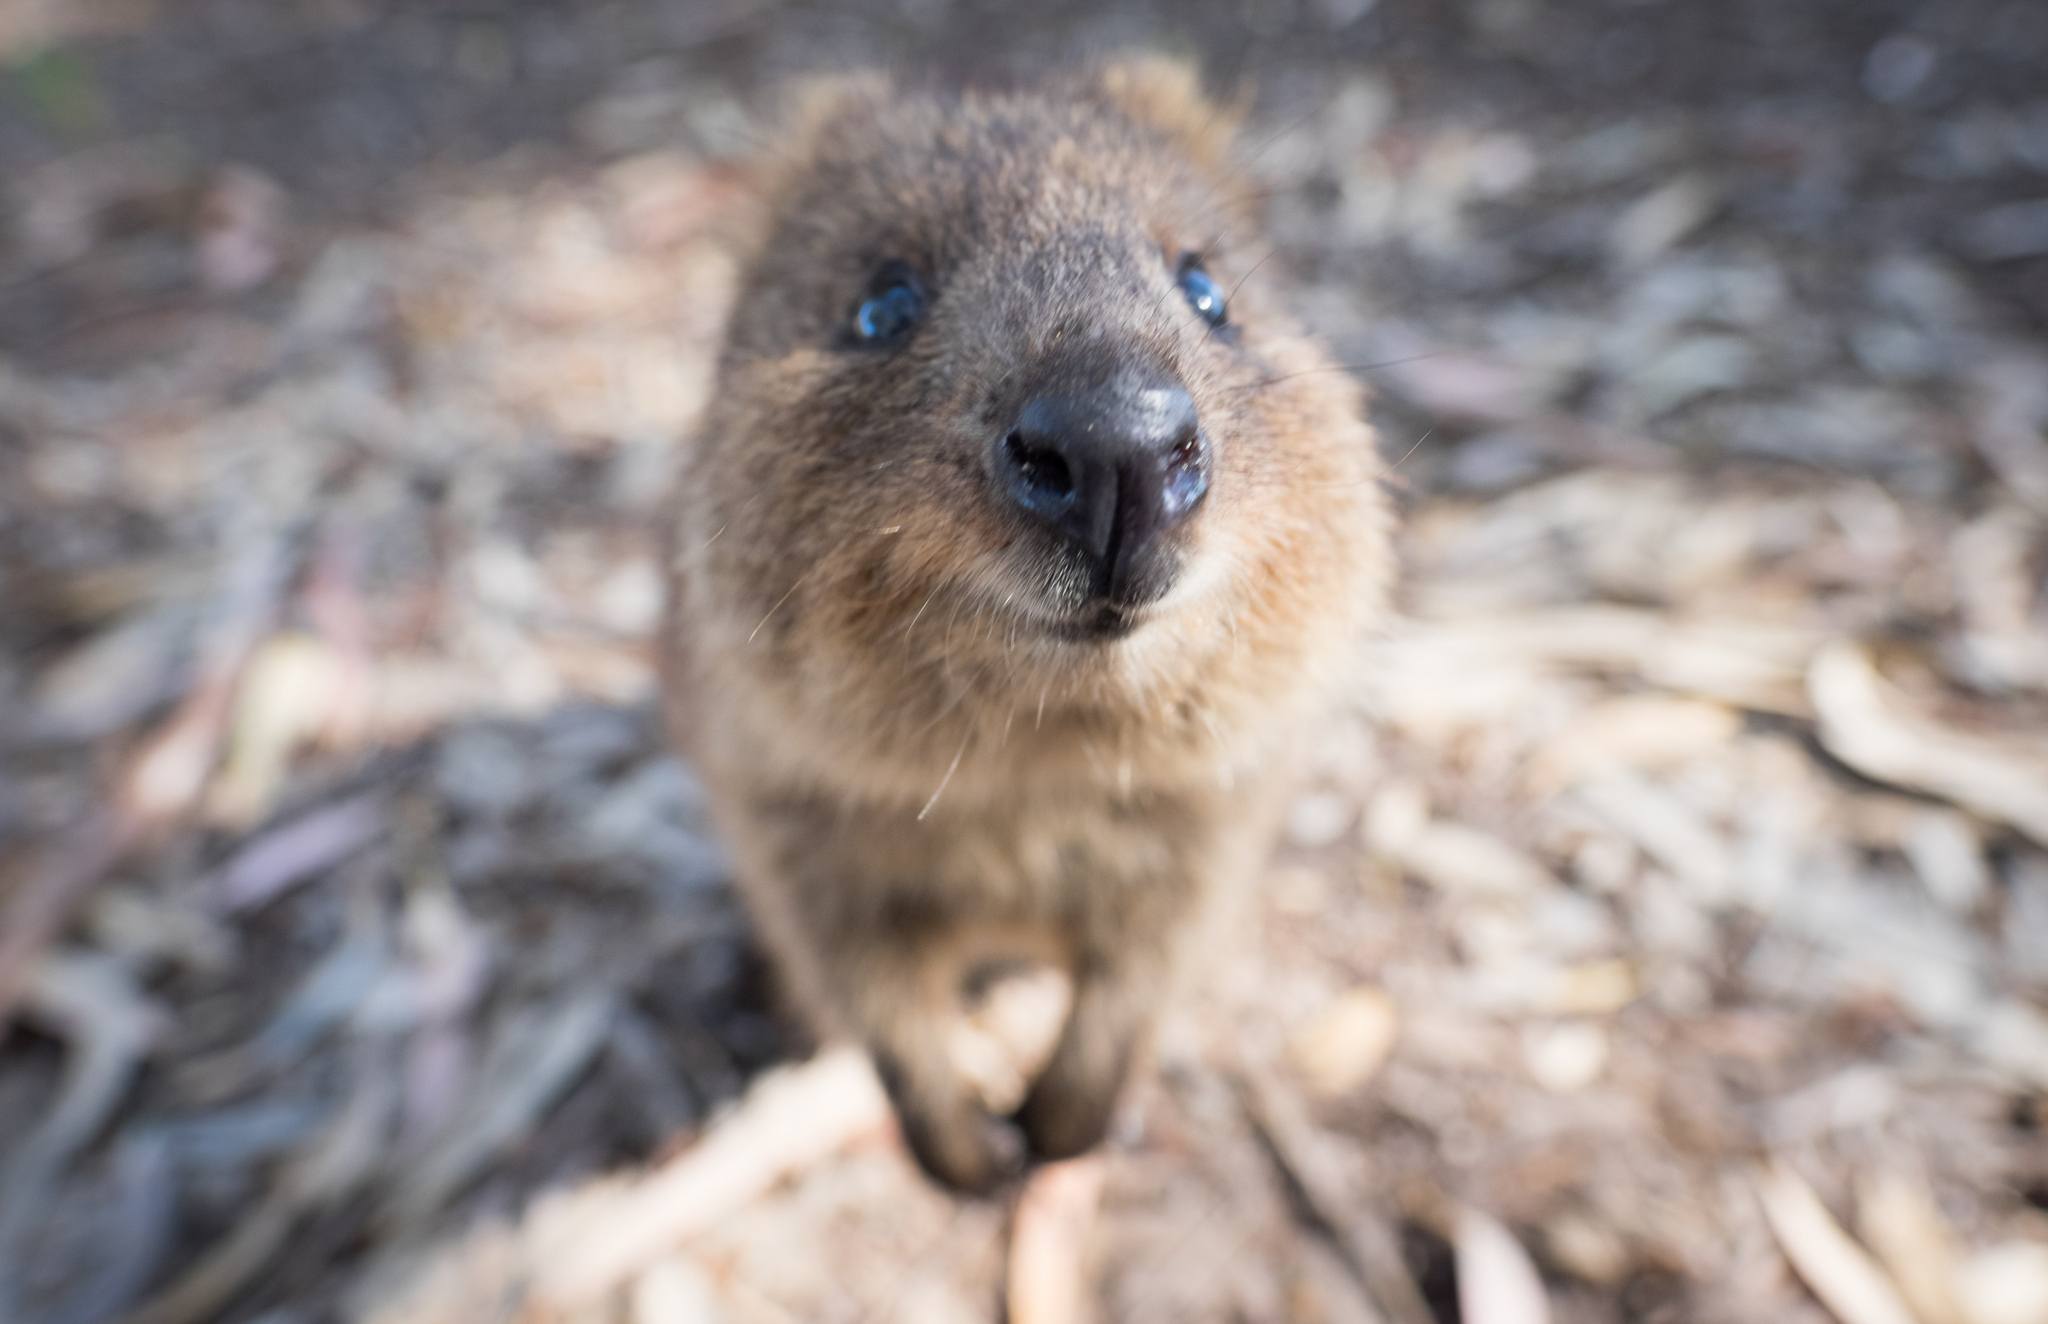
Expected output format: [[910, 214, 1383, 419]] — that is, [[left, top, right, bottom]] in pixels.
[[1043, 603, 1143, 644]]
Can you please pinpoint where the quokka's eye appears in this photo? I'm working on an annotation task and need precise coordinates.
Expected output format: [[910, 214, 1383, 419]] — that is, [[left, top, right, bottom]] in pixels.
[[1175, 254, 1227, 327], [852, 262, 927, 345]]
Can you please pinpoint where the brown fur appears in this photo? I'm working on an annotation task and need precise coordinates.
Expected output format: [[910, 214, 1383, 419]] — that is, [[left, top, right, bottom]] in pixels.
[[661, 58, 1390, 1192]]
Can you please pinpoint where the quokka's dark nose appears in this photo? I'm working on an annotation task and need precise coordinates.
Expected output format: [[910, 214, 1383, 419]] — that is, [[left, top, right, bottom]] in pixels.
[[994, 374, 1208, 602]]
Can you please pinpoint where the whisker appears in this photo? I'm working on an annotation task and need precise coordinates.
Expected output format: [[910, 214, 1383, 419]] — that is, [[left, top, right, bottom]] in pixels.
[[916, 726, 972, 821], [1224, 350, 1448, 395], [1389, 427, 1435, 472], [747, 570, 810, 643], [903, 585, 941, 650], [1147, 221, 1233, 327], [1179, 85, 1340, 249], [698, 492, 765, 554], [1218, 245, 1278, 317], [908, 684, 970, 740], [1238, 93, 1337, 176], [1181, 243, 1281, 363], [933, 593, 972, 689]]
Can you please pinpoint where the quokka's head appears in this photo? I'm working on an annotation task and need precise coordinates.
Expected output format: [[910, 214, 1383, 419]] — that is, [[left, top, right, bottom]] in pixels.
[[690, 59, 1383, 680]]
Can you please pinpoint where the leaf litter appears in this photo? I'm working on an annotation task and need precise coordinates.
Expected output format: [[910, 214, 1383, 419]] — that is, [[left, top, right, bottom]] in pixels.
[[2, 2, 2046, 1322]]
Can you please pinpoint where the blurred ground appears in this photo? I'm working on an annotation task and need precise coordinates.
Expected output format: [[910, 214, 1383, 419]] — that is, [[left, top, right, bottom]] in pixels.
[[2, 1, 2046, 1322]]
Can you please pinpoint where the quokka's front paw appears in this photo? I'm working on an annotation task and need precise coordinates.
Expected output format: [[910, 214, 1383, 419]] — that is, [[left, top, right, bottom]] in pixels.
[[874, 1050, 1028, 1196], [1014, 1027, 1132, 1163]]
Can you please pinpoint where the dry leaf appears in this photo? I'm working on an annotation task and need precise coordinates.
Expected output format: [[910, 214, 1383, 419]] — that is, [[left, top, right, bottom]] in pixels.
[[385, 992, 614, 1227], [1609, 174, 1720, 266], [1391, 821, 1558, 898], [207, 633, 356, 827], [1810, 642, 2048, 847], [1526, 695, 1741, 792], [1858, 1171, 1967, 1324], [1756, 1161, 1918, 1324], [1544, 1214, 1630, 1285], [1551, 960, 1639, 1016], [211, 793, 385, 914]]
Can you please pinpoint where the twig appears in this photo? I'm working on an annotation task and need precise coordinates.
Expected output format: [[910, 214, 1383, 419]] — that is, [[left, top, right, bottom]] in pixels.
[[535, 1046, 893, 1309], [1234, 1064, 1435, 1324]]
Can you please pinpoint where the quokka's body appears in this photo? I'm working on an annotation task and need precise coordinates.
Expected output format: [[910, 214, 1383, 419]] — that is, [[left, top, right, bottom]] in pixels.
[[662, 59, 1390, 1192]]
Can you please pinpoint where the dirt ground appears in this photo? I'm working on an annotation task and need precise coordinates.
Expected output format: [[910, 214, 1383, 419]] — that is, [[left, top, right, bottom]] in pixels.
[[2, 1, 2046, 1322]]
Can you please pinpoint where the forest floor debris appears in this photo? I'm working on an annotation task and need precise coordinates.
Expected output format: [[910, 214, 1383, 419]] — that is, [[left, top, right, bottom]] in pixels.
[[3, 1, 2045, 1321]]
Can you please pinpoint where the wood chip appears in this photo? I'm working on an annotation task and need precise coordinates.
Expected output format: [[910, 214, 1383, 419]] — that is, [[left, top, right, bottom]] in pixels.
[[1289, 987, 1400, 1099], [1543, 1213, 1630, 1286], [1521, 1022, 1608, 1093]]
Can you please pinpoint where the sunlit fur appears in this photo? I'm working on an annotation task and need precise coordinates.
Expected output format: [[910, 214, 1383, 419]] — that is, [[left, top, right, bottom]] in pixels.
[[662, 58, 1390, 1192]]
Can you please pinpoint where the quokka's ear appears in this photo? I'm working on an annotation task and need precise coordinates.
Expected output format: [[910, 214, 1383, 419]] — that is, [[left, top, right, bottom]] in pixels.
[[781, 71, 895, 144], [711, 71, 893, 255], [1092, 55, 1248, 167]]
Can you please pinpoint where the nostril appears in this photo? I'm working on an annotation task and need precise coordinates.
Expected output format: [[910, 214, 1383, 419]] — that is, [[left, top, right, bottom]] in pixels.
[[1005, 432, 1075, 505]]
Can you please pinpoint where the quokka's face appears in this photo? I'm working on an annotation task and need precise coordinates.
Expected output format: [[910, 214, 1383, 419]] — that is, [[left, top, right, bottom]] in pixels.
[[700, 64, 1376, 670]]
